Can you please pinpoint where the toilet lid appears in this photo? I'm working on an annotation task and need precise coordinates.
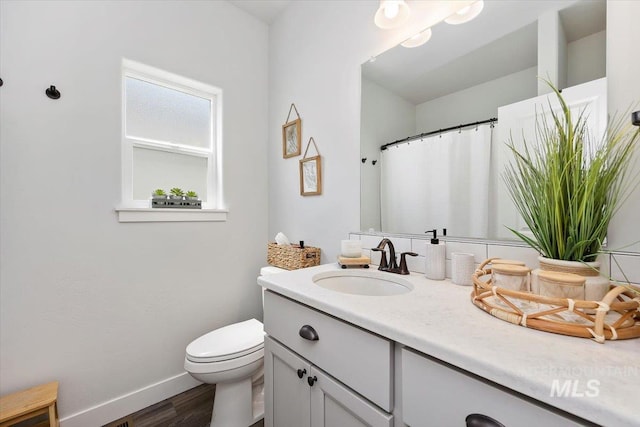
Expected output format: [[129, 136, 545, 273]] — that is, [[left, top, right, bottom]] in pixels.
[[186, 318, 265, 363]]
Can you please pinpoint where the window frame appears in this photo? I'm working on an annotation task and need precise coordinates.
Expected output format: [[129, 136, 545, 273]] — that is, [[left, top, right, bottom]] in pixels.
[[119, 59, 224, 215]]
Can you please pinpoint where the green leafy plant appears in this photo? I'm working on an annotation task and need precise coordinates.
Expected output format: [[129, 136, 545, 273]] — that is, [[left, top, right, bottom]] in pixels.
[[186, 190, 198, 198], [153, 188, 166, 196], [503, 82, 640, 262], [170, 187, 184, 197]]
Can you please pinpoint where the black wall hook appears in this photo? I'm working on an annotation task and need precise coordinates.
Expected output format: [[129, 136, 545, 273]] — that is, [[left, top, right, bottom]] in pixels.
[[361, 157, 367, 163], [632, 111, 640, 126], [0, 78, 3, 87], [46, 85, 61, 99], [372, 160, 377, 165]]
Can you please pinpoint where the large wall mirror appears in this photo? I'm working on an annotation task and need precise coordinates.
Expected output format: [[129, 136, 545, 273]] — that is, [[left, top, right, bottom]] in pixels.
[[360, 0, 606, 240]]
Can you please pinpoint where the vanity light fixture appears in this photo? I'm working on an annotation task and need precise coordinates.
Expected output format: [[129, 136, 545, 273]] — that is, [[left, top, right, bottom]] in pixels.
[[374, 0, 410, 29], [393, 1, 483, 49], [444, 0, 484, 25], [401, 28, 432, 48]]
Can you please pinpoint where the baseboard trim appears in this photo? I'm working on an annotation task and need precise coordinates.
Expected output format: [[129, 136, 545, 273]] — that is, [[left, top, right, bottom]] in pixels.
[[60, 372, 201, 427]]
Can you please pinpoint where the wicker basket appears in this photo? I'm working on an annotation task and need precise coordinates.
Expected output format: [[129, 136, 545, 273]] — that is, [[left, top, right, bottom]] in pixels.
[[267, 242, 320, 270], [472, 258, 640, 343]]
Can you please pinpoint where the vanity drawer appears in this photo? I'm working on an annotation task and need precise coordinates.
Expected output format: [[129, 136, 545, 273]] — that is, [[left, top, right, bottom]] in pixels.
[[264, 291, 393, 411], [402, 348, 590, 426]]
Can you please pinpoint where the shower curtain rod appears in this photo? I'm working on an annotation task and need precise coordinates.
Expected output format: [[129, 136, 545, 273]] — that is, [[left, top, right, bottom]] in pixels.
[[380, 117, 497, 151]]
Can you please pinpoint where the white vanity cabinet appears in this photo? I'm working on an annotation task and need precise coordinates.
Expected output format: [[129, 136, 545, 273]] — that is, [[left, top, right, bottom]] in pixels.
[[259, 264, 632, 426], [401, 348, 590, 427], [263, 291, 394, 427]]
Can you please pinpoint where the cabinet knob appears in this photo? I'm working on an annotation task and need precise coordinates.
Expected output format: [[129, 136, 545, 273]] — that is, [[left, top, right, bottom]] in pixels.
[[299, 325, 319, 341], [297, 368, 307, 379], [307, 375, 317, 386], [465, 414, 505, 427]]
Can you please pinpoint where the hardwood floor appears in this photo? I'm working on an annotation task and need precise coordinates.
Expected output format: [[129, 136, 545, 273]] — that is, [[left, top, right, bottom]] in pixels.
[[13, 383, 264, 427], [103, 384, 264, 427]]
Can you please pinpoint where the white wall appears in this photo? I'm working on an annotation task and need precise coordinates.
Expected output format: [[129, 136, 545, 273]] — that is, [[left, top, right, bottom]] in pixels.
[[268, 1, 400, 262], [567, 30, 606, 87], [0, 1, 268, 425], [537, 10, 567, 94], [360, 77, 415, 232], [415, 67, 538, 133], [269, 0, 640, 263], [606, 0, 640, 253], [268, 1, 466, 261]]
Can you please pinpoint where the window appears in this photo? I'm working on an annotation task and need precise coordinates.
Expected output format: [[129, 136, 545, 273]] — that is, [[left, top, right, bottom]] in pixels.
[[118, 59, 225, 222]]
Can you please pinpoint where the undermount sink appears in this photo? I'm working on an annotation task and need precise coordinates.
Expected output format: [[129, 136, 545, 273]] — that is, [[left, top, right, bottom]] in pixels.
[[312, 270, 414, 296]]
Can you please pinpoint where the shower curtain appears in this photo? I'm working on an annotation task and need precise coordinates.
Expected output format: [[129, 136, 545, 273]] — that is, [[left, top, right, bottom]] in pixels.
[[380, 124, 493, 237]]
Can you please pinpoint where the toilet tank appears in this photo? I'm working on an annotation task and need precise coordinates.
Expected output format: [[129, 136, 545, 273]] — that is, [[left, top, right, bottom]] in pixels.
[[259, 266, 287, 306]]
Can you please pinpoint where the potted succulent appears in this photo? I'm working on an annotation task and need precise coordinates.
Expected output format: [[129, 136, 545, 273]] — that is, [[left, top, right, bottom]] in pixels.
[[152, 188, 167, 199], [169, 187, 184, 200], [151, 188, 167, 207], [184, 190, 202, 209], [503, 82, 640, 301]]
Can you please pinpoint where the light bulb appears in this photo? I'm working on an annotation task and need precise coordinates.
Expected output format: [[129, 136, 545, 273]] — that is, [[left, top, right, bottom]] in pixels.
[[384, 2, 399, 19], [445, 1, 484, 25], [374, 0, 410, 29], [401, 28, 432, 48]]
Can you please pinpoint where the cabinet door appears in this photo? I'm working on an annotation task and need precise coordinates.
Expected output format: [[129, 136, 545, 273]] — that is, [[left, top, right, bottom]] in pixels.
[[265, 336, 311, 427], [310, 366, 393, 427]]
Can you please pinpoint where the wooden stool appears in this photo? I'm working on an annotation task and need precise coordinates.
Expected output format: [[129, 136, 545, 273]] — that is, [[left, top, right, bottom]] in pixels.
[[0, 381, 59, 427]]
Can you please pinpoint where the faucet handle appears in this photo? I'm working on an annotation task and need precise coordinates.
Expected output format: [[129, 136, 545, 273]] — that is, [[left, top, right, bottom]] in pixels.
[[371, 248, 388, 270], [399, 252, 418, 275]]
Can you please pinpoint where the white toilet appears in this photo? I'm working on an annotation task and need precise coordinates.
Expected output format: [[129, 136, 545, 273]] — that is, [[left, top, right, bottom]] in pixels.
[[184, 266, 285, 427]]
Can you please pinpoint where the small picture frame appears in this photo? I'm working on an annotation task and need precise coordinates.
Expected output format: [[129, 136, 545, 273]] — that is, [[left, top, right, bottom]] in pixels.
[[282, 118, 301, 158], [300, 155, 322, 196]]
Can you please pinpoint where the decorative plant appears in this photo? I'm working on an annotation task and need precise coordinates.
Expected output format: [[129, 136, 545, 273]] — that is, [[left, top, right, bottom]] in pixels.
[[503, 82, 640, 262], [170, 187, 184, 197], [153, 188, 166, 197], [186, 190, 198, 198]]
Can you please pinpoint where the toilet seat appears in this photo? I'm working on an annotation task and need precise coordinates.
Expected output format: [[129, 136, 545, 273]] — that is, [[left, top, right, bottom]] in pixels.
[[186, 318, 264, 363]]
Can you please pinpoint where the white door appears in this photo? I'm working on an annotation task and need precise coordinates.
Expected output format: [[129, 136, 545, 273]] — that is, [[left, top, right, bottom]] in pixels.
[[493, 78, 607, 240]]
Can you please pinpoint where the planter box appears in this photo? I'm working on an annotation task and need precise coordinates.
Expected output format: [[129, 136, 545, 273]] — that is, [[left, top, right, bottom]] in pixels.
[[151, 197, 201, 209]]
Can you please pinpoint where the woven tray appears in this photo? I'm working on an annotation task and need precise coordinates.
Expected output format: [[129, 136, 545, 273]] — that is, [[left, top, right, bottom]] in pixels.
[[267, 242, 320, 270], [472, 259, 640, 343]]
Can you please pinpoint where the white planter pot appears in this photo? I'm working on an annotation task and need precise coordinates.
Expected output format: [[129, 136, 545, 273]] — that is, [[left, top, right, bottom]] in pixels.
[[531, 256, 610, 301]]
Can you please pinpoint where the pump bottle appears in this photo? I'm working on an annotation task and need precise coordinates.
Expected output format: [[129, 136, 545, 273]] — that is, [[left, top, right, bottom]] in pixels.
[[425, 229, 446, 280]]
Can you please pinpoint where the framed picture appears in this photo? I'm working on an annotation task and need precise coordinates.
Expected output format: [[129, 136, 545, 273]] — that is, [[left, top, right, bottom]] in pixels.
[[300, 155, 322, 196], [282, 118, 301, 158]]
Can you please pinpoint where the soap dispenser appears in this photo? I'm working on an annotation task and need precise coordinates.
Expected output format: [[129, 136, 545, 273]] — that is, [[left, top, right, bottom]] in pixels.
[[425, 229, 446, 280]]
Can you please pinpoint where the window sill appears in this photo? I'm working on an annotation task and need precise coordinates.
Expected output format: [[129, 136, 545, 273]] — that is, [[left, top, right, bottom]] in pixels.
[[116, 207, 228, 223]]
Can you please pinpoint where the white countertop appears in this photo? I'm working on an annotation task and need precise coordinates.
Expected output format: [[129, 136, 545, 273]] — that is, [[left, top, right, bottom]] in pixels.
[[258, 263, 639, 427]]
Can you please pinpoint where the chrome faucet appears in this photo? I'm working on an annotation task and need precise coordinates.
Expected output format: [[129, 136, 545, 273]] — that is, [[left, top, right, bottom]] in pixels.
[[371, 238, 417, 275]]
